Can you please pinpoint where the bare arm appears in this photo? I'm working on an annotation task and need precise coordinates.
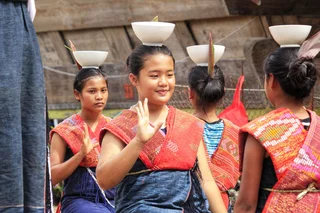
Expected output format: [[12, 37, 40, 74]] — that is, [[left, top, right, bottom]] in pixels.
[[50, 124, 98, 185], [234, 135, 265, 213], [197, 139, 227, 213], [97, 98, 163, 189], [96, 133, 144, 189]]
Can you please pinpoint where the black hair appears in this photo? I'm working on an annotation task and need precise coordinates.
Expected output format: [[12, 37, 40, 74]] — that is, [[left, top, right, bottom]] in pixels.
[[264, 47, 318, 100], [73, 68, 108, 92], [126, 45, 175, 76], [187, 65, 225, 107]]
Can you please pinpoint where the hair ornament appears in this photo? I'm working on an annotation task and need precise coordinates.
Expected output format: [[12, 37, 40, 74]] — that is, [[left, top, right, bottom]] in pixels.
[[65, 40, 82, 70], [298, 31, 320, 60], [208, 33, 215, 77], [251, 0, 261, 6]]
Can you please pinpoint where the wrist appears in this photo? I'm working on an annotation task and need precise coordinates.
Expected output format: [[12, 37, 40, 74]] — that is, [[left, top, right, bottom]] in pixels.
[[77, 149, 87, 159], [132, 136, 145, 148]]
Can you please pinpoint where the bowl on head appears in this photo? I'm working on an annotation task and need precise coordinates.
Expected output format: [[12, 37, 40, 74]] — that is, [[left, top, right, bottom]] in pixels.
[[72, 51, 108, 68], [131, 22, 175, 46], [186, 44, 225, 66], [269, 25, 312, 47]]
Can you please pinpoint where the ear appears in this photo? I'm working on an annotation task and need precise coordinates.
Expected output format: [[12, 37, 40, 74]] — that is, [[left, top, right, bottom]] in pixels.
[[129, 73, 138, 86], [188, 87, 195, 100], [74, 89, 81, 101], [268, 73, 279, 89]]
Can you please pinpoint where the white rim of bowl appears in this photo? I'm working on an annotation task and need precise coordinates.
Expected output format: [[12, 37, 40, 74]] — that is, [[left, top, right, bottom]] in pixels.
[[269, 24, 311, 29], [131, 22, 175, 26]]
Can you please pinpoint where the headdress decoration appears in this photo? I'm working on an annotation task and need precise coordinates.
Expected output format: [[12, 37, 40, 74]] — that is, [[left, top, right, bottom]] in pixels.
[[151, 15, 159, 22], [208, 33, 215, 77], [251, 0, 261, 6], [65, 40, 82, 70], [298, 31, 320, 60]]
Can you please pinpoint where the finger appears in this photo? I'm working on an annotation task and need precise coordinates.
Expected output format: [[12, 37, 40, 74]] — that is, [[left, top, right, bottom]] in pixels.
[[83, 123, 89, 135], [136, 106, 142, 121], [83, 123, 89, 141], [93, 143, 99, 148], [143, 98, 149, 118], [138, 101, 145, 118]]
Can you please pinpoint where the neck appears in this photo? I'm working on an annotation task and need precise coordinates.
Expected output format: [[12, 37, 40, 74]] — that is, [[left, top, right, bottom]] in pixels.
[[274, 97, 309, 119], [79, 110, 102, 128], [193, 105, 219, 123]]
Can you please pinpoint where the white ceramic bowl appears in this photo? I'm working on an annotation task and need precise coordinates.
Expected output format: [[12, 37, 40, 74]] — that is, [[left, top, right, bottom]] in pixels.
[[131, 22, 175, 46], [72, 51, 108, 68], [186, 44, 225, 66], [269, 25, 312, 47]]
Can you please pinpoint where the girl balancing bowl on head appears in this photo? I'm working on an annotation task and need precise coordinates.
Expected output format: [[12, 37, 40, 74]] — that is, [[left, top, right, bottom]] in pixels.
[[96, 21, 227, 213], [187, 35, 240, 213], [234, 26, 320, 213], [50, 51, 115, 213]]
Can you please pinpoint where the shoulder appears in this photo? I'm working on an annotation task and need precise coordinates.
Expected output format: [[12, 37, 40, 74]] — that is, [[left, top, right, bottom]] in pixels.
[[101, 114, 112, 122], [222, 119, 239, 130]]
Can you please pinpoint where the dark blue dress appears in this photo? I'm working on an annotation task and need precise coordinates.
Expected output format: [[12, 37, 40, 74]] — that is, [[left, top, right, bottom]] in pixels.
[[61, 148, 116, 213], [115, 159, 211, 213]]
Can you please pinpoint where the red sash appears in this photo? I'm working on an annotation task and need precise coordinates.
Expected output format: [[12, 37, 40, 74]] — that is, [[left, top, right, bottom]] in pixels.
[[50, 114, 111, 167], [100, 106, 204, 170], [206, 119, 240, 208], [240, 108, 320, 212]]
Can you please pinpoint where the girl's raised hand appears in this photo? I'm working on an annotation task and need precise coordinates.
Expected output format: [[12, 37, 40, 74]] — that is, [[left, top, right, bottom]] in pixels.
[[135, 98, 163, 145], [80, 123, 99, 156]]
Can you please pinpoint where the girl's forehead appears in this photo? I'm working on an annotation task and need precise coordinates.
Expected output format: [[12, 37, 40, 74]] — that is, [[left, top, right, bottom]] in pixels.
[[143, 54, 174, 68], [83, 76, 107, 86]]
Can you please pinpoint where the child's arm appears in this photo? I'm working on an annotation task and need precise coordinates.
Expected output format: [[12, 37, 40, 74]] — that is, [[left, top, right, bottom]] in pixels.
[[97, 98, 163, 189], [197, 139, 227, 213], [50, 124, 98, 185]]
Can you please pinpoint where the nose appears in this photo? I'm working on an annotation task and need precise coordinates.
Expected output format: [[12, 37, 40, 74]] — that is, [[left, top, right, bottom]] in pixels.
[[96, 91, 103, 100], [159, 75, 168, 87]]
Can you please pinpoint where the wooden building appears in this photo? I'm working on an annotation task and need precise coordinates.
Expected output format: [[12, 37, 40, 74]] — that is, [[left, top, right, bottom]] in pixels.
[[34, 0, 320, 120]]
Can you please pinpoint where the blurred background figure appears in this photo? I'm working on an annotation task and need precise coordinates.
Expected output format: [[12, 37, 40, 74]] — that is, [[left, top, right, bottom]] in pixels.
[[0, 0, 46, 212]]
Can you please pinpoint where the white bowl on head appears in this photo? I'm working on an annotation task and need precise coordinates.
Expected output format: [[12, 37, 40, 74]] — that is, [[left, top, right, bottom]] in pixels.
[[269, 25, 312, 47], [131, 22, 175, 46], [72, 51, 108, 68], [186, 44, 225, 66]]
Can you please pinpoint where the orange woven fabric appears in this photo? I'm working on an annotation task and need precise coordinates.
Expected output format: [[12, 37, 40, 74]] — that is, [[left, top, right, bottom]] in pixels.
[[100, 106, 204, 170], [240, 108, 320, 213], [205, 119, 240, 208], [50, 114, 111, 167]]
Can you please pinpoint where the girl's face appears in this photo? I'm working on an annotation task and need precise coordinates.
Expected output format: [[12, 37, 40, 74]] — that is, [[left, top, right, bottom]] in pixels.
[[74, 76, 108, 113], [130, 54, 175, 107]]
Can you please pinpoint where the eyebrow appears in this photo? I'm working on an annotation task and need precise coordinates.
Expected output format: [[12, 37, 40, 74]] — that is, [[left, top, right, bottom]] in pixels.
[[148, 69, 174, 72]]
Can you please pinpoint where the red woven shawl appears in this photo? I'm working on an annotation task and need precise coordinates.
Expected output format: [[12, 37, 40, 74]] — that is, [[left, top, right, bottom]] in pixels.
[[240, 108, 320, 212], [50, 114, 111, 167], [207, 119, 240, 208], [100, 106, 204, 170]]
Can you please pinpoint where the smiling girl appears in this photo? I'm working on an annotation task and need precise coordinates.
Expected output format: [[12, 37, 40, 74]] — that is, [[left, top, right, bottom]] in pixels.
[[50, 68, 115, 213], [96, 45, 226, 213]]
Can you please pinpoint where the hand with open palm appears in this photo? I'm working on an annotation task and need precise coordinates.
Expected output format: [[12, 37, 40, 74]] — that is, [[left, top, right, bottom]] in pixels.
[[135, 98, 163, 145], [80, 123, 99, 156]]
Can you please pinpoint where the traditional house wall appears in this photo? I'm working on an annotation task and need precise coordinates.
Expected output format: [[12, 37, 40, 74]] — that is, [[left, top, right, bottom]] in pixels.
[[34, 0, 320, 119]]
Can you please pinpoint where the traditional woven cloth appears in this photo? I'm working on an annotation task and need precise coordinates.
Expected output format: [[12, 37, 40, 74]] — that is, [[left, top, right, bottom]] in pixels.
[[240, 108, 320, 213], [100, 106, 204, 170], [205, 119, 240, 208], [50, 114, 111, 167]]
